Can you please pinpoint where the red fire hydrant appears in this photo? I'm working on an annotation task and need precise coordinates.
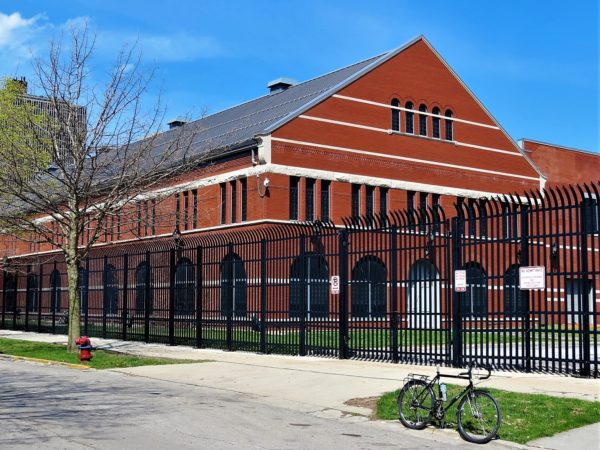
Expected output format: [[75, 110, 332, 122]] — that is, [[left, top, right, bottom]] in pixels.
[[75, 336, 94, 362]]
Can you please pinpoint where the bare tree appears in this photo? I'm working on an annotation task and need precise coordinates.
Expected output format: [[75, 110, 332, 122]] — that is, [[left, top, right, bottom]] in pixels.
[[0, 25, 200, 351]]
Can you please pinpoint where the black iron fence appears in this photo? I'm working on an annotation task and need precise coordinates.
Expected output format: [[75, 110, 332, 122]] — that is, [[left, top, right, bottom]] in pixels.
[[1, 183, 598, 377]]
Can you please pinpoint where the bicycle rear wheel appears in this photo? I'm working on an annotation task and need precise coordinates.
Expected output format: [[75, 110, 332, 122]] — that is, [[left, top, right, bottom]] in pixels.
[[457, 389, 501, 444], [397, 380, 434, 430]]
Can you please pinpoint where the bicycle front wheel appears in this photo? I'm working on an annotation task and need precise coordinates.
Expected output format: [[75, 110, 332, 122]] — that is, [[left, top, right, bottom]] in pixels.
[[397, 380, 434, 430], [457, 389, 501, 444]]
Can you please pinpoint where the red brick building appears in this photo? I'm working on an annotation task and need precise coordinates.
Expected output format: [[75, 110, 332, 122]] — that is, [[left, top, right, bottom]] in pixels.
[[4, 36, 574, 257]]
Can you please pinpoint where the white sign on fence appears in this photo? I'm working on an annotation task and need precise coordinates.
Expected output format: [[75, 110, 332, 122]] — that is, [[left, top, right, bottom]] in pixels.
[[330, 275, 340, 295], [519, 266, 545, 290], [454, 270, 467, 292]]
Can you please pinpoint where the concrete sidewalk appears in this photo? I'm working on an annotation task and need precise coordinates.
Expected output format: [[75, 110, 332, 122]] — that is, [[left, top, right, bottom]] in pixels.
[[1, 329, 598, 449]]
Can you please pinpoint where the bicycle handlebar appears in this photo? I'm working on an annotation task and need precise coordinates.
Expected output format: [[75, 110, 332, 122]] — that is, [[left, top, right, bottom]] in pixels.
[[458, 362, 492, 380]]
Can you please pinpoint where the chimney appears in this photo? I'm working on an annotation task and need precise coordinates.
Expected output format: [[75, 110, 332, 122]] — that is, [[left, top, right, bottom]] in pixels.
[[10, 77, 27, 93], [267, 77, 297, 94], [168, 117, 187, 129]]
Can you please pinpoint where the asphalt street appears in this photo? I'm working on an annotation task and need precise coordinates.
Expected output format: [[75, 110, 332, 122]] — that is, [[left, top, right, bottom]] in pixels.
[[0, 359, 514, 450]]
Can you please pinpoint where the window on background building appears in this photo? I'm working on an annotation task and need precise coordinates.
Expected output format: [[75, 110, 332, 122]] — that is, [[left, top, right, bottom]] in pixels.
[[220, 183, 227, 224], [103, 264, 118, 315], [419, 104, 427, 136], [306, 178, 315, 221], [144, 201, 149, 236], [183, 191, 189, 230], [290, 176, 299, 220], [230, 180, 237, 223], [175, 193, 180, 229], [379, 187, 388, 217], [419, 192, 428, 231], [78, 267, 89, 315], [504, 265, 526, 317], [391, 98, 400, 131], [405, 102, 414, 134], [462, 262, 488, 318], [366, 186, 374, 219], [351, 184, 361, 217], [26, 272, 39, 312], [240, 178, 247, 222], [321, 180, 330, 222], [432, 107, 441, 138], [151, 200, 156, 235], [432, 193, 441, 231], [445, 109, 454, 141], [192, 189, 198, 228], [582, 193, 599, 234], [136, 202, 142, 236], [479, 200, 488, 237], [468, 198, 477, 236], [175, 258, 195, 315], [50, 270, 62, 313]]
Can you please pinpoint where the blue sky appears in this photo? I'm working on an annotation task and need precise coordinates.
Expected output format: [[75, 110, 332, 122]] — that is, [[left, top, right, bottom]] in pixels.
[[2, 0, 598, 152]]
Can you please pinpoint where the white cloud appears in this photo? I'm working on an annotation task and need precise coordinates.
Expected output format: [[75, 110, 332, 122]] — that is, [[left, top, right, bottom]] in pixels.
[[0, 11, 39, 46]]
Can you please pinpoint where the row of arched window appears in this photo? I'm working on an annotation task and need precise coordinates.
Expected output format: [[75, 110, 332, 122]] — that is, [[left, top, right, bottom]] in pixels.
[[391, 99, 453, 141], [2, 259, 524, 319]]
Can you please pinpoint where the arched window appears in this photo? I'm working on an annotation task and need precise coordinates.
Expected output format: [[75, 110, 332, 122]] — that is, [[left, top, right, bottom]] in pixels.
[[175, 259, 195, 315], [351, 256, 386, 318], [289, 253, 329, 319], [432, 107, 441, 138], [78, 267, 89, 315], [26, 272, 39, 312], [50, 270, 62, 313], [462, 262, 487, 317], [418, 104, 427, 136], [135, 261, 153, 315], [405, 101, 414, 134], [444, 109, 453, 141], [103, 264, 119, 315], [407, 259, 441, 328], [391, 98, 400, 132], [220, 254, 247, 317], [4, 273, 16, 312], [504, 265, 526, 317]]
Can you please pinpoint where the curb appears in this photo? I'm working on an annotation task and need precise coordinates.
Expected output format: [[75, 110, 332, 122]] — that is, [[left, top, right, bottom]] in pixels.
[[0, 353, 91, 370]]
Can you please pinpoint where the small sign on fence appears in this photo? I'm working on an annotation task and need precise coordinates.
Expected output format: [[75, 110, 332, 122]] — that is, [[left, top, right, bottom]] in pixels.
[[330, 275, 340, 295], [454, 270, 467, 292], [519, 266, 545, 290]]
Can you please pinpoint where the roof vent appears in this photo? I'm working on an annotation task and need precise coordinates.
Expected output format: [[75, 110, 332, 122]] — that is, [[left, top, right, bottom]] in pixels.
[[267, 77, 297, 94], [168, 117, 187, 129]]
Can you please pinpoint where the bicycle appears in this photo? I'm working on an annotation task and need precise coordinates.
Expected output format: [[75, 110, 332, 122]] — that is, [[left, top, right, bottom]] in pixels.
[[397, 362, 501, 444]]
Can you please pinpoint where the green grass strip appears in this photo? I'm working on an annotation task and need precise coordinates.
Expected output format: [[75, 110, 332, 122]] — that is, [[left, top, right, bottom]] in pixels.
[[0, 337, 202, 370], [377, 384, 600, 444]]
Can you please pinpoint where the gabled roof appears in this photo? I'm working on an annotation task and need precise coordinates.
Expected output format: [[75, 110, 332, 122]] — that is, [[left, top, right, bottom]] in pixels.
[[150, 48, 394, 160]]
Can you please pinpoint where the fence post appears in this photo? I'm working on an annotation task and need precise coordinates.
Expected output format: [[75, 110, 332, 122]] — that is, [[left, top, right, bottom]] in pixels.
[[144, 251, 151, 343], [338, 230, 349, 359], [38, 263, 43, 331], [1, 270, 6, 328], [578, 199, 591, 377], [121, 253, 129, 341], [52, 260, 57, 334], [260, 239, 267, 354], [226, 242, 234, 352], [169, 248, 176, 346], [195, 246, 203, 349], [102, 256, 107, 338], [451, 217, 463, 368], [83, 259, 89, 335], [25, 266, 30, 332], [520, 205, 531, 373], [12, 270, 18, 330], [390, 226, 399, 363], [299, 235, 307, 356]]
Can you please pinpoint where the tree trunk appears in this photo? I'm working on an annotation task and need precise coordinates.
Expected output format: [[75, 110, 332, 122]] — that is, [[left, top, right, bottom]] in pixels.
[[66, 222, 81, 353]]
